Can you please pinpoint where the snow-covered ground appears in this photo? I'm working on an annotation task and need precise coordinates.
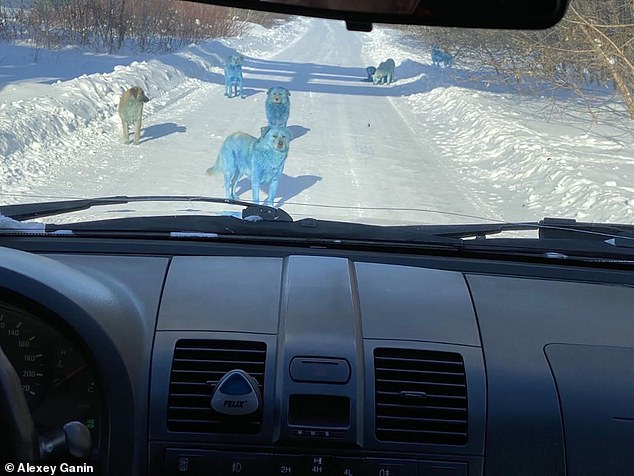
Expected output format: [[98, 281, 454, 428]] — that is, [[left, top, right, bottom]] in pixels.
[[0, 16, 633, 227]]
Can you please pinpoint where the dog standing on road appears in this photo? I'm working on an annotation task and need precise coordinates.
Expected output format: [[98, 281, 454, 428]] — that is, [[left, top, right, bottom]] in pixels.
[[224, 54, 244, 98], [373, 58, 395, 85], [264, 87, 291, 133], [431, 45, 453, 67], [118, 87, 150, 145], [206, 126, 292, 207]]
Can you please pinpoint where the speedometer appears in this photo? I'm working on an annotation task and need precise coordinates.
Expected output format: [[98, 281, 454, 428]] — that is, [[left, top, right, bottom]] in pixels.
[[0, 311, 48, 405], [0, 300, 101, 442]]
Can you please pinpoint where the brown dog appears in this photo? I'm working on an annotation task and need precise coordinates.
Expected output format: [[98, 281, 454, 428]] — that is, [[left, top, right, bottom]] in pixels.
[[118, 87, 149, 145]]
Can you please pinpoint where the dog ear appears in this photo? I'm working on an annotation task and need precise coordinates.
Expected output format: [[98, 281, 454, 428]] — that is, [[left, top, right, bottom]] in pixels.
[[261, 126, 270, 137], [287, 90, 291, 96], [266, 88, 273, 95]]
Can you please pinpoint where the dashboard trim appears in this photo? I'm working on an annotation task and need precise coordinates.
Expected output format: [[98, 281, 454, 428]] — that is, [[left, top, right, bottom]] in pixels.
[[0, 248, 137, 475]]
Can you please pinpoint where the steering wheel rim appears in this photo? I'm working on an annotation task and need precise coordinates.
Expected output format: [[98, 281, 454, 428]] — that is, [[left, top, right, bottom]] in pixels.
[[0, 344, 38, 462]]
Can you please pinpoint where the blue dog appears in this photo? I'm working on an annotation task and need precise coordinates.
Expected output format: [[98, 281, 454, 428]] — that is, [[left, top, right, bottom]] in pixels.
[[207, 126, 292, 207], [224, 54, 243, 98], [265, 87, 291, 129], [431, 45, 452, 67], [373, 58, 395, 85]]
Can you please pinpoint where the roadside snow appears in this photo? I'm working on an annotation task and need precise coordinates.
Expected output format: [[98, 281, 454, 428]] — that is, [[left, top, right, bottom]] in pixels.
[[0, 18, 310, 195], [361, 26, 634, 224]]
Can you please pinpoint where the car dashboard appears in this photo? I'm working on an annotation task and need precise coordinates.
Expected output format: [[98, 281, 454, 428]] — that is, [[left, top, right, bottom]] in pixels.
[[1, 236, 633, 475]]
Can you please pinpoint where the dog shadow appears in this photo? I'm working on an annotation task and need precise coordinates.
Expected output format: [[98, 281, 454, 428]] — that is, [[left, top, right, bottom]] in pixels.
[[288, 125, 310, 141], [236, 88, 260, 98], [224, 88, 259, 99], [140, 123, 187, 143], [234, 173, 322, 205]]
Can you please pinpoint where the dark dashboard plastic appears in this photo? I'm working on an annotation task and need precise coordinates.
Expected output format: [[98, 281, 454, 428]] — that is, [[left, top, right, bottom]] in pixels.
[[1, 238, 633, 475]]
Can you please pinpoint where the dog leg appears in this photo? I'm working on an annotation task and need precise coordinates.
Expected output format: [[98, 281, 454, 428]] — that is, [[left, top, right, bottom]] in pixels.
[[225, 172, 235, 200], [251, 172, 261, 204], [267, 177, 279, 207], [121, 121, 129, 144], [134, 119, 141, 145]]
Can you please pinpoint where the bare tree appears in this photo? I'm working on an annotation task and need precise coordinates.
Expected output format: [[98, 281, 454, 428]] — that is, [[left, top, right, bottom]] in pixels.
[[13, 0, 262, 53], [562, 1, 634, 118], [406, 0, 634, 119]]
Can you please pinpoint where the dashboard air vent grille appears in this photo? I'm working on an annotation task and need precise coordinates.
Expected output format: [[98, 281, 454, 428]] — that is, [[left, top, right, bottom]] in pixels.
[[167, 339, 266, 434], [374, 347, 467, 445]]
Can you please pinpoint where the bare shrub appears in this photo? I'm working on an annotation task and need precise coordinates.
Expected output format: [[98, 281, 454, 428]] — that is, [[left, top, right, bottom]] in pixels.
[[404, 0, 634, 119], [13, 0, 261, 53]]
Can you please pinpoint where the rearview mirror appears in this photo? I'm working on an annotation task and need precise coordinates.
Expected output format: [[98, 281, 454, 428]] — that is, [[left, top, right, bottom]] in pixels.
[[187, 0, 568, 30]]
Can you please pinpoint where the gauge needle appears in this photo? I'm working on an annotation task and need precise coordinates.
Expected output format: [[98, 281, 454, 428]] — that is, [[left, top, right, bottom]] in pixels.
[[51, 364, 88, 388]]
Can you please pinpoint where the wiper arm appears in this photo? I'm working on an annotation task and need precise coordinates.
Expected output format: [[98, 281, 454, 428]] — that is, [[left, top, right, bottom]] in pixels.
[[413, 218, 634, 242], [415, 222, 539, 239], [537, 217, 634, 242], [0, 195, 293, 223], [1, 196, 129, 221]]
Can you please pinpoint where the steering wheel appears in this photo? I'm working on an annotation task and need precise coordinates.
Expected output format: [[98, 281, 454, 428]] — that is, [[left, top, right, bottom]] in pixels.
[[0, 345, 93, 464], [0, 345, 38, 462]]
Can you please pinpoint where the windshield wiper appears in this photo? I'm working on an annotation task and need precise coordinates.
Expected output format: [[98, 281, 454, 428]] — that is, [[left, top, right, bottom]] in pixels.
[[423, 217, 634, 261], [0, 196, 463, 248], [413, 218, 634, 243], [0, 195, 293, 223], [5, 198, 634, 257], [412, 222, 539, 239], [537, 217, 634, 243]]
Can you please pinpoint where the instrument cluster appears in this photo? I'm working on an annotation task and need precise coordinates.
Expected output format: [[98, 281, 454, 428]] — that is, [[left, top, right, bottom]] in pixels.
[[0, 298, 101, 456]]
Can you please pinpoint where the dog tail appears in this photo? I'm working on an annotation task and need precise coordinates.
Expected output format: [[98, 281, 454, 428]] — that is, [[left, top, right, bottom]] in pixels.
[[206, 159, 217, 175], [207, 153, 223, 175]]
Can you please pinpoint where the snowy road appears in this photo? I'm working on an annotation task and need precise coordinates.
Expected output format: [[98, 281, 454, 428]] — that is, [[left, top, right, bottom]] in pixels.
[[6, 19, 497, 225], [3, 17, 633, 226]]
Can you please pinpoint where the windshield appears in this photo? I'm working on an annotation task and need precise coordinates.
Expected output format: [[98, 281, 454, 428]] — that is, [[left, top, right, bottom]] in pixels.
[[0, 0, 631, 230]]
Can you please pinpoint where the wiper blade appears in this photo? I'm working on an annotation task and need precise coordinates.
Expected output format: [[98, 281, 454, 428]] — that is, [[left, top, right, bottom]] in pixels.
[[416, 218, 634, 241], [0, 195, 293, 223], [42, 215, 463, 246], [415, 222, 539, 239], [1, 196, 129, 221]]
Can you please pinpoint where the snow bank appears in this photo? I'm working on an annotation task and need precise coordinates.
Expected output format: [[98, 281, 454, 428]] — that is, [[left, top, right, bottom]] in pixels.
[[0, 17, 310, 174], [361, 25, 634, 224]]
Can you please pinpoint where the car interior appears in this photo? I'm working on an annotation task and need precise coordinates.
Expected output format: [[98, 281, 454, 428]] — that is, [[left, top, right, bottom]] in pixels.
[[3, 0, 634, 475]]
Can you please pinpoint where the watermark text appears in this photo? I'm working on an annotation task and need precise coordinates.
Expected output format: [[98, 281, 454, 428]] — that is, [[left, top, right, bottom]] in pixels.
[[4, 462, 94, 474]]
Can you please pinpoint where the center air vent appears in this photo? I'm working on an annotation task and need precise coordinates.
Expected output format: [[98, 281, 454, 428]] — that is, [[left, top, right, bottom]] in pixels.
[[374, 347, 468, 445], [167, 339, 266, 434]]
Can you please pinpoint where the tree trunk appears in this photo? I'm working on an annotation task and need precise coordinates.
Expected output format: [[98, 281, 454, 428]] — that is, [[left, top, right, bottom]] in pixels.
[[573, 6, 634, 119]]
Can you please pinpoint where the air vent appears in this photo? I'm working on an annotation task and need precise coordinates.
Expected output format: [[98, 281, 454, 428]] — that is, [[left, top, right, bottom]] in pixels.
[[374, 347, 468, 445], [167, 339, 266, 434]]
